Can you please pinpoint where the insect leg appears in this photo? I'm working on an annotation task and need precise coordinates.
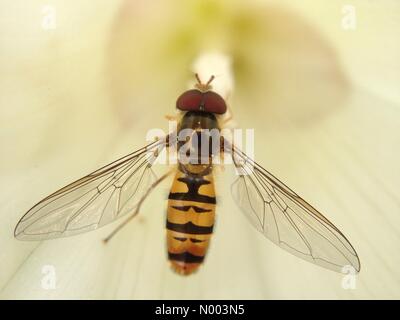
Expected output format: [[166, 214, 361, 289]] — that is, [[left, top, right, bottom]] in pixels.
[[219, 106, 236, 128], [165, 114, 179, 121], [103, 168, 175, 243]]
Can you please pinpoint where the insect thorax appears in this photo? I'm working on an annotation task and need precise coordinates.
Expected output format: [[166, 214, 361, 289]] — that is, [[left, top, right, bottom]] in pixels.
[[177, 111, 220, 175]]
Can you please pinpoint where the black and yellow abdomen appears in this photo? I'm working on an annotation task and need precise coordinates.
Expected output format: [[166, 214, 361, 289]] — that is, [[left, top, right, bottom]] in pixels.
[[166, 168, 216, 275]]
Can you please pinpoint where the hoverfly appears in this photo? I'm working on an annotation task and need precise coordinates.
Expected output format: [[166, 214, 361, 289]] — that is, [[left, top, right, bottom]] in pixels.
[[15, 74, 360, 275]]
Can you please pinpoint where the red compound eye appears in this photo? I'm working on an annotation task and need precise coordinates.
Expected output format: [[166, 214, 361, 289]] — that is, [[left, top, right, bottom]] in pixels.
[[176, 90, 227, 114], [202, 91, 227, 114], [176, 89, 203, 112]]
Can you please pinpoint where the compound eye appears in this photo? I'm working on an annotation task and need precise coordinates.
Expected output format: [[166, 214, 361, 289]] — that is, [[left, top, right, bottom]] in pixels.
[[176, 90, 203, 112], [203, 91, 227, 114]]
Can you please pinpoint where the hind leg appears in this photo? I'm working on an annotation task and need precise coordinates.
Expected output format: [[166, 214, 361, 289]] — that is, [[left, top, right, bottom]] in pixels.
[[103, 169, 174, 243]]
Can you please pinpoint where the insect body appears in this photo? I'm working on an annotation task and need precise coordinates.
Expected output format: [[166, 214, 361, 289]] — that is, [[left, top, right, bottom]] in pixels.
[[15, 74, 360, 276], [166, 108, 223, 274]]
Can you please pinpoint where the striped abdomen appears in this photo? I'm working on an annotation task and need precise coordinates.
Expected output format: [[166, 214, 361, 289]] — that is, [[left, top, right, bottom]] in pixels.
[[166, 169, 216, 275]]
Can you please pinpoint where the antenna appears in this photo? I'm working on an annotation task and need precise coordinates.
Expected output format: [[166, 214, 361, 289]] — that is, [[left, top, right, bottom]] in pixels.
[[194, 73, 215, 92]]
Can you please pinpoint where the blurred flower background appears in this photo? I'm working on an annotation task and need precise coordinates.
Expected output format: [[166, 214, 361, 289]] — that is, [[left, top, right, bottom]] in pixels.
[[1, 0, 399, 299]]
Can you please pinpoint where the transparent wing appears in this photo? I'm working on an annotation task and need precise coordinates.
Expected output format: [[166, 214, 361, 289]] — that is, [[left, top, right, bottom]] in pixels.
[[15, 137, 169, 240], [228, 141, 360, 273]]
